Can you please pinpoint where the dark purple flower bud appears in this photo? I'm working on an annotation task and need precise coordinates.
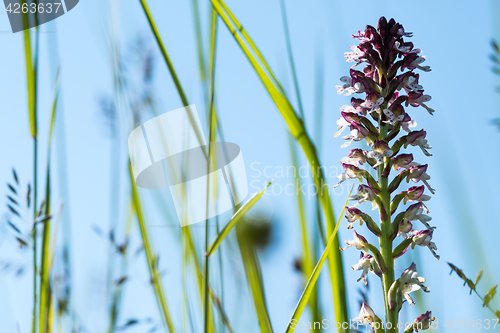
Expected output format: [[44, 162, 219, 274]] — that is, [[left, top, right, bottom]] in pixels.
[[391, 23, 412, 38], [392, 153, 415, 170], [362, 64, 377, 79], [401, 53, 431, 72], [408, 164, 428, 180], [413, 311, 435, 331], [406, 91, 434, 115], [350, 69, 378, 93], [405, 129, 426, 145], [404, 129, 433, 156], [348, 148, 366, 164], [407, 165, 435, 193], [405, 185, 431, 204], [351, 97, 368, 115], [377, 17, 388, 37], [364, 26, 382, 50], [365, 49, 384, 69], [341, 111, 362, 125], [350, 122, 370, 138]]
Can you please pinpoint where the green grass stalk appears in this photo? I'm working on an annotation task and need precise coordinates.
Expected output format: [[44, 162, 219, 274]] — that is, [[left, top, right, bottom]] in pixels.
[[21, 4, 39, 331], [39, 70, 60, 333], [129, 163, 175, 332]]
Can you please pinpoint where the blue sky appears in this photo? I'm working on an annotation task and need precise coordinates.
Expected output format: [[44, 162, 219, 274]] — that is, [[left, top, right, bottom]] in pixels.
[[1, 0, 500, 332]]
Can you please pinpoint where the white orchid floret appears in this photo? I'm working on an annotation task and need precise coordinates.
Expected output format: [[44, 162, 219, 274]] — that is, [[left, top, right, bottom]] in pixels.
[[401, 119, 417, 133], [405, 129, 433, 156], [335, 76, 352, 94], [340, 148, 366, 167], [351, 302, 377, 324], [411, 229, 440, 260], [399, 263, 430, 305], [383, 108, 404, 126], [340, 129, 365, 148], [351, 253, 376, 285], [402, 75, 423, 92], [404, 202, 433, 230], [334, 117, 350, 138], [410, 56, 431, 72], [407, 164, 436, 194], [348, 184, 377, 210], [344, 45, 365, 67], [341, 230, 369, 251], [361, 96, 384, 114], [394, 41, 412, 53], [344, 82, 365, 96], [339, 105, 358, 114], [366, 140, 393, 168]]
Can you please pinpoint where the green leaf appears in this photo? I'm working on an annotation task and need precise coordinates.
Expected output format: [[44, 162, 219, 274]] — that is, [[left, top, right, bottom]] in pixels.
[[206, 181, 272, 257], [393, 238, 412, 259], [285, 188, 352, 333], [474, 269, 483, 286], [22, 8, 37, 139], [483, 285, 498, 308]]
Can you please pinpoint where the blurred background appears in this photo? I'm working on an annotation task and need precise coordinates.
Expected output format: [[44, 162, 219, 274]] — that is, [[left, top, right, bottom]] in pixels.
[[1, 0, 500, 332]]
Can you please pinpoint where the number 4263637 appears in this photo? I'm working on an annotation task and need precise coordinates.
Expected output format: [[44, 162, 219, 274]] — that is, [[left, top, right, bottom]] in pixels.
[[6, 2, 62, 14], [443, 319, 499, 329]]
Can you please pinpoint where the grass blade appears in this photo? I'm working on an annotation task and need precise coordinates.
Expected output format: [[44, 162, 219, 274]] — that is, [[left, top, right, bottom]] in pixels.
[[39, 68, 60, 333], [138, 0, 206, 156], [206, 180, 272, 257], [236, 222, 274, 333], [210, 0, 349, 328], [285, 187, 352, 333], [129, 163, 175, 333]]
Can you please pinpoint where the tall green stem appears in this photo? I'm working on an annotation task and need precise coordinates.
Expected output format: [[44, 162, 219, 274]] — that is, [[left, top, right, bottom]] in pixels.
[[378, 123, 397, 333]]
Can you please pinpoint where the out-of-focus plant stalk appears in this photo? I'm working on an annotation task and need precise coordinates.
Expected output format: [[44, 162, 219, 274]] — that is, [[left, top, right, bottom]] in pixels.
[[39, 70, 60, 333], [129, 164, 175, 332], [22, 3, 39, 332]]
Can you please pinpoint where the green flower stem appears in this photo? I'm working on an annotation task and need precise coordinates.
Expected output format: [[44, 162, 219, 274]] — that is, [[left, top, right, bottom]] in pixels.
[[378, 123, 397, 333]]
